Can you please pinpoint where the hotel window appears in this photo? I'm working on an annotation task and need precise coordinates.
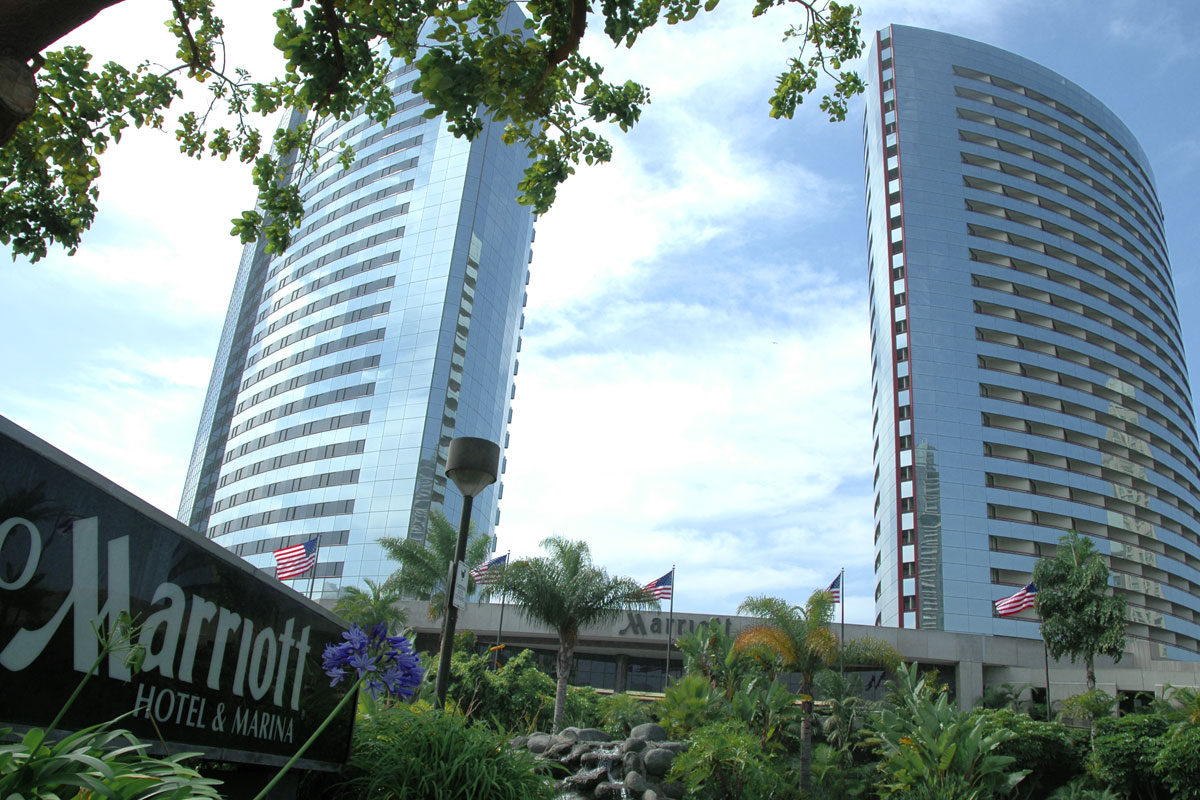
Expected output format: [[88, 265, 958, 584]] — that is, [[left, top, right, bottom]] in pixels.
[[903, 596, 916, 611]]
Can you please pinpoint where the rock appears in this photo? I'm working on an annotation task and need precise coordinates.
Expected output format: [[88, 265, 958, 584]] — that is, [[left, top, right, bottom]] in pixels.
[[559, 727, 582, 741], [661, 781, 686, 799], [562, 742, 593, 768], [642, 791, 659, 800], [642, 748, 676, 776], [546, 737, 575, 758], [575, 727, 612, 742], [554, 794, 588, 800], [630, 723, 668, 742], [562, 766, 608, 793], [581, 749, 621, 769], [620, 736, 648, 754], [623, 750, 644, 775], [509, 735, 529, 750], [526, 733, 553, 754], [594, 784, 625, 799], [625, 770, 649, 794], [658, 741, 688, 754]]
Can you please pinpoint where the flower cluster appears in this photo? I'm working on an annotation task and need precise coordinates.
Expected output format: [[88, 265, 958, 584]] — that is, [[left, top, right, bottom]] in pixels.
[[322, 623, 424, 700]]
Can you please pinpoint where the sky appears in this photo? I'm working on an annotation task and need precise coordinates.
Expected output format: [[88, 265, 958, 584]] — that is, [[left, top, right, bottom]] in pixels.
[[3, 1, 1199, 623]]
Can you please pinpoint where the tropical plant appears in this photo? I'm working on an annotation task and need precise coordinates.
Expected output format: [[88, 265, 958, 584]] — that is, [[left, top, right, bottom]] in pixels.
[[379, 510, 491, 620], [659, 672, 726, 739], [498, 537, 658, 732], [333, 704, 556, 800], [735, 591, 900, 794], [675, 618, 755, 700], [976, 682, 1031, 712], [1155, 684, 1200, 728], [1033, 531, 1127, 690], [0, 611, 222, 800], [598, 692, 658, 739], [814, 669, 868, 752], [333, 578, 409, 633], [810, 742, 874, 800], [872, 664, 1028, 800]]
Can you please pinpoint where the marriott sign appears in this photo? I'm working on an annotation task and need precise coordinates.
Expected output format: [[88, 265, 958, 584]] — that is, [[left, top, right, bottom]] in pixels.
[[0, 416, 354, 769]]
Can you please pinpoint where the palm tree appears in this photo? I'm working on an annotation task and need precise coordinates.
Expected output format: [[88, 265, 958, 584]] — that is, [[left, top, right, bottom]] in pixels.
[[378, 510, 491, 619], [736, 590, 900, 794], [499, 537, 659, 732], [332, 578, 409, 634]]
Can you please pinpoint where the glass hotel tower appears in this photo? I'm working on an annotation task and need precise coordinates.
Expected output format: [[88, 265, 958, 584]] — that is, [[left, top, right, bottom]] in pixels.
[[864, 26, 1200, 659], [179, 6, 534, 597]]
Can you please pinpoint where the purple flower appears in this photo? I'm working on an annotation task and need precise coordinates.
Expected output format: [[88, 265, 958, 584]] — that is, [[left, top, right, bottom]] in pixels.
[[321, 623, 424, 700]]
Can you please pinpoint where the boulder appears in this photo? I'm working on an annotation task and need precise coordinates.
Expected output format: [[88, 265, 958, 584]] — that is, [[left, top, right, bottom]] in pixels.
[[620, 736, 647, 754], [642, 748, 676, 776], [546, 738, 575, 759], [561, 766, 608, 793], [595, 784, 625, 799], [562, 742, 594, 769], [630, 723, 668, 742], [526, 733, 553, 754], [658, 741, 688, 754], [623, 750, 644, 775], [575, 727, 612, 742], [642, 791, 659, 800], [661, 781, 686, 799], [625, 770, 649, 794], [580, 749, 621, 769]]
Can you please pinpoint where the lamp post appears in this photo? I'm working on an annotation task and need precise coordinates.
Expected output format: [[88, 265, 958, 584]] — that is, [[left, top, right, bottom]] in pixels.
[[434, 436, 500, 707]]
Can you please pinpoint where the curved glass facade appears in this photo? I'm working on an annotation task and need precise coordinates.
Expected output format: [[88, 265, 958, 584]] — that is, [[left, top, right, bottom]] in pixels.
[[179, 12, 534, 599], [864, 25, 1200, 659]]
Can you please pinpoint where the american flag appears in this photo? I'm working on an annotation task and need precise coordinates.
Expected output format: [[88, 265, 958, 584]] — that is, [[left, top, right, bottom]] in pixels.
[[644, 570, 673, 601], [273, 538, 319, 580], [995, 583, 1038, 617], [470, 553, 508, 585], [827, 573, 842, 604]]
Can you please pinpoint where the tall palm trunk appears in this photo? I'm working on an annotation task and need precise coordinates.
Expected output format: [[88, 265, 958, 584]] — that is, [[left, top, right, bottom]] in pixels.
[[1085, 655, 1096, 691], [553, 632, 576, 732], [799, 697, 814, 793]]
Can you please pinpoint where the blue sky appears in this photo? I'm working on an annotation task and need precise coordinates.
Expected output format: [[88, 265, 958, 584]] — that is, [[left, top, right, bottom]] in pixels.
[[2, 0, 1198, 621]]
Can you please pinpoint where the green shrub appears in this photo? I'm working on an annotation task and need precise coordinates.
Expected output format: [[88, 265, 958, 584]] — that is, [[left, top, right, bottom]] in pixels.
[[1048, 778, 1122, 800], [1089, 714, 1168, 800], [666, 719, 784, 800], [972, 708, 1084, 799], [561, 684, 603, 729], [1153, 725, 1200, 800], [335, 706, 555, 800], [444, 648, 556, 731]]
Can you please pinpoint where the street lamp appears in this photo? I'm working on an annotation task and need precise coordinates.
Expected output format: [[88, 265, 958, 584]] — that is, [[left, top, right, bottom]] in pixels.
[[434, 436, 500, 707]]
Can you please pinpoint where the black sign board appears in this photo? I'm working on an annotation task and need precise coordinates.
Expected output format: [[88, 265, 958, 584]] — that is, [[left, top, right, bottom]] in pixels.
[[0, 416, 353, 769]]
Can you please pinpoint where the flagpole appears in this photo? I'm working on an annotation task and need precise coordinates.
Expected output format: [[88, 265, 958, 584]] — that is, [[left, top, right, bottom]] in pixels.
[[839, 567, 845, 677], [308, 540, 320, 600], [494, 551, 509, 669], [663, 565, 675, 693]]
